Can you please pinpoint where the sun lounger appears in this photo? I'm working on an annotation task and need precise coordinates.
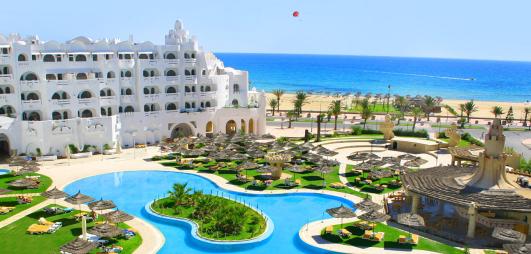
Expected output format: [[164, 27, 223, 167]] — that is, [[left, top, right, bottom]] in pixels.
[[38, 217, 54, 226], [0, 206, 15, 214], [398, 234, 419, 244], [27, 224, 51, 234], [339, 228, 352, 237], [294, 179, 301, 186], [325, 226, 333, 234]]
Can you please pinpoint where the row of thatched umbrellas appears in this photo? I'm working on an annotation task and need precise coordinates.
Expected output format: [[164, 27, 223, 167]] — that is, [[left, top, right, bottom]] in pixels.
[[38, 188, 133, 254], [0, 156, 43, 195]]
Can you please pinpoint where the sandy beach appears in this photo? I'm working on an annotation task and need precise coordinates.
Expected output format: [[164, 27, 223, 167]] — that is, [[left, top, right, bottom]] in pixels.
[[266, 93, 529, 119]]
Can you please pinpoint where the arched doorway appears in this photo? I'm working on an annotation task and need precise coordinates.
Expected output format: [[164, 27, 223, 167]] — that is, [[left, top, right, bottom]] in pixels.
[[205, 121, 214, 133], [171, 123, 193, 138], [226, 120, 237, 135], [240, 119, 246, 134], [0, 134, 10, 158], [249, 118, 254, 134]]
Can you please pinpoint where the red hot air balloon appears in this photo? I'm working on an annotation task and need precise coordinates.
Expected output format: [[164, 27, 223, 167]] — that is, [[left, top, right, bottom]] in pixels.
[[293, 11, 299, 17]]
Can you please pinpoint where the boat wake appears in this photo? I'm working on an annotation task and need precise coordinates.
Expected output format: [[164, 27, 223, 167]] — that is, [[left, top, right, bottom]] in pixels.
[[362, 70, 475, 81]]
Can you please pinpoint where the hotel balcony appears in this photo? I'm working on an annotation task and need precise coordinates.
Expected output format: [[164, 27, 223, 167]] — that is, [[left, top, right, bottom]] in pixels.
[[51, 99, 72, 106], [78, 98, 98, 107], [20, 80, 41, 91], [0, 55, 11, 65], [0, 94, 18, 105], [164, 76, 180, 84], [142, 76, 162, 85], [119, 77, 135, 86], [143, 94, 161, 103], [184, 75, 197, 84], [184, 58, 197, 64], [0, 74, 13, 83], [164, 59, 179, 65], [21, 100, 42, 110], [106, 78, 118, 86], [164, 93, 180, 101], [100, 96, 118, 107], [120, 95, 136, 104]]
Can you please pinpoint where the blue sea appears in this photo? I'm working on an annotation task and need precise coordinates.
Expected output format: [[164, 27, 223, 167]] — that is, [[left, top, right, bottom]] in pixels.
[[216, 53, 531, 102]]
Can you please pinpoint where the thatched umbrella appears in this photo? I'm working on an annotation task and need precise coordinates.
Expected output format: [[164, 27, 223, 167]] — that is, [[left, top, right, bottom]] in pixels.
[[42, 186, 68, 205], [88, 198, 116, 212], [358, 210, 390, 223], [326, 204, 357, 228], [315, 166, 333, 186], [381, 156, 400, 165], [287, 164, 306, 181], [404, 158, 428, 167], [503, 243, 531, 254], [0, 188, 11, 195], [397, 154, 417, 161], [396, 213, 426, 228], [60, 238, 98, 254], [102, 209, 134, 223], [88, 222, 123, 238], [492, 227, 527, 243], [8, 178, 39, 189], [356, 197, 383, 212], [14, 165, 40, 175], [261, 133, 275, 139], [65, 191, 95, 211]]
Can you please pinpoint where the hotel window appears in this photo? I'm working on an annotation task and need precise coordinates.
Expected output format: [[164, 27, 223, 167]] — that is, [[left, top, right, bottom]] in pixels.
[[0, 48, 8, 54], [56, 55, 62, 62], [57, 74, 63, 80], [31, 55, 37, 61], [69, 55, 74, 61], [105, 54, 111, 60], [92, 55, 98, 61]]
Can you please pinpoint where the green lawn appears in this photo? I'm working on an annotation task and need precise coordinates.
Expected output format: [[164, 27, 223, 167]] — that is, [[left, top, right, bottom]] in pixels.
[[439, 138, 472, 148], [345, 165, 402, 194], [0, 205, 142, 254], [348, 103, 399, 114], [0, 196, 46, 221], [159, 160, 367, 198], [321, 221, 463, 254], [319, 134, 384, 141], [152, 196, 266, 241], [0, 173, 53, 194], [432, 124, 485, 130]]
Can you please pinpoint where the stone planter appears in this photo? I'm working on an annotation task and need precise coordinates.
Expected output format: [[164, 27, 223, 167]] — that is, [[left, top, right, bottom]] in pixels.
[[103, 149, 116, 155], [36, 155, 58, 161], [506, 154, 521, 170], [70, 152, 93, 159]]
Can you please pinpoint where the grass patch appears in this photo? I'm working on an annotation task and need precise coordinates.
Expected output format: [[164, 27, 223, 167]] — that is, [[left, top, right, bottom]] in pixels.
[[0, 196, 46, 221], [432, 124, 485, 130], [0, 205, 142, 254], [0, 173, 53, 194], [347, 103, 399, 114], [439, 138, 472, 148], [321, 221, 463, 254], [152, 196, 266, 241], [345, 165, 402, 194]]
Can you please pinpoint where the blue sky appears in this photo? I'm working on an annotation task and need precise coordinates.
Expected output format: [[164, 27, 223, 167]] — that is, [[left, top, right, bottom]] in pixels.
[[2, 0, 531, 61]]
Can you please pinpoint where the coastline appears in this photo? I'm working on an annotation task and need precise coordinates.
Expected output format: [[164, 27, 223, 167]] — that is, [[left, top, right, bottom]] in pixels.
[[266, 93, 528, 119]]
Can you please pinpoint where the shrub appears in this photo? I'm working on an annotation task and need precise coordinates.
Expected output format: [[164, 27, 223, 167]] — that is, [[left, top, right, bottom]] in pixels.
[[68, 144, 79, 154], [103, 144, 111, 150], [276, 137, 289, 144], [152, 156, 162, 161], [35, 148, 42, 157], [461, 133, 483, 147], [350, 126, 382, 135], [520, 158, 531, 173], [394, 129, 429, 138], [437, 132, 448, 139]]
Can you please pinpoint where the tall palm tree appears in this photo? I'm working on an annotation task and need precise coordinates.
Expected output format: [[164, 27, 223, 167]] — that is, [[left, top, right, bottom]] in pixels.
[[269, 98, 278, 116], [411, 107, 423, 132], [523, 107, 530, 127], [360, 98, 373, 129], [423, 96, 436, 121], [394, 96, 409, 125], [329, 100, 342, 130], [168, 183, 192, 209], [459, 103, 466, 128], [272, 89, 284, 113], [293, 91, 308, 117], [354, 92, 362, 109], [491, 106, 504, 118], [463, 100, 478, 124], [315, 113, 324, 142], [286, 110, 296, 128]]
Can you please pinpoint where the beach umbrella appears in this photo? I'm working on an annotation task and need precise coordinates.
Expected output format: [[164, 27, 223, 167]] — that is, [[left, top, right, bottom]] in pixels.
[[326, 204, 357, 228], [397, 154, 417, 161], [261, 133, 275, 139], [292, 10, 299, 17], [88, 198, 116, 211], [381, 156, 400, 165], [492, 227, 527, 243], [88, 222, 122, 238], [404, 158, 428, 167], [503, 243, 531, 254], [8, 178, 39, 189], [287, 164, 306, 181], [358, 210, 390, 223], [102, 209, 134, 223], [256, 165, 274, 173], [65, 191, 95, 211], [0, 188, 11, 195], [396, 213, 426, 228], [356, 197, 383, 212], [14, 165, 40, 175], [315, 166, 333, 186], [60, 238, 98, 254], [42, 186, 68, 205]]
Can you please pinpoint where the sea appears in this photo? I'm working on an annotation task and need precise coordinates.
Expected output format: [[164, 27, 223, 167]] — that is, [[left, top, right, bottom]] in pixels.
[[216, 53, 531, 103]]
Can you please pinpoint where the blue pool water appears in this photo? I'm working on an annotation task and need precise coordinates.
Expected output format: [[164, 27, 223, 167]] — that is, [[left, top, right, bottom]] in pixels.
[[64, 171, 354, 254], [216, 53, 531, 102], [0, 169, 9, 175]]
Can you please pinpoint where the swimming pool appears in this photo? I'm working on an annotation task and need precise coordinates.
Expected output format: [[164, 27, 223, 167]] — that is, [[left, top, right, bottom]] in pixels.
[[64, 171, 354, 253], [0, 169, 9, 175]]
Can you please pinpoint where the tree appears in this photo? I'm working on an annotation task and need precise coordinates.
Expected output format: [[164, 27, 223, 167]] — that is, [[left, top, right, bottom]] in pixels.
[[315, 113, 324, 142], [411, 107, 423, 132], [269, 99, 278, 116], [168, 183, 192, 211], [506, 106, 514, 124], [293, 91, 308, 117], [286, 110, 296, 128], [329, 100, 342, 130], [394, 96, 409, 125], [463, 100, 478, 124], [523, 107, 530, 127], [272, 89, 284, 113], [422, 96, 436, 121], [459, 103, 466, 128], [353, 92, 361, 109], [491, 106, 504, 118], [360, 98, 373, 129]]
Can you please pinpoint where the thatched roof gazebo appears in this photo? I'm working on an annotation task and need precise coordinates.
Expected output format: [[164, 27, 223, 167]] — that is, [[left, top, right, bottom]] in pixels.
[[8, 178, 39, 189], [88, 198, 116, 211], [65, 191, 94, 205], [356, 198, 383, 212], [102, 210, 134, 223], [396, 213, 426, 228], [88, 222, 123, 238], [60, 238, 98, 254], [42, 187, 68, 200]]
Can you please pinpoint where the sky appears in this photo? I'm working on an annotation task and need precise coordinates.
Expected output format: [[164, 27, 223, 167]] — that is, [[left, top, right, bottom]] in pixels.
[[1, 0, 531, 61]]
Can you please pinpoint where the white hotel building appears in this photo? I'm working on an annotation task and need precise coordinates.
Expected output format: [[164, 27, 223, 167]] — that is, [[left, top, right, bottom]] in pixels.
[[0, 20, 266, 157]]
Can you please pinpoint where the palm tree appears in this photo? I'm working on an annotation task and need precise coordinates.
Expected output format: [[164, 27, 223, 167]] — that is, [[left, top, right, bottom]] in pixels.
[[523, 107, 530, 127], [269, 98, 278, 116], [491, 106, 504, 118], [315, 113, 324, 142], [459, 103, 466, 128], [272, 89, 284, 113], [329, 100, 342, 130], [394, 96, 409, 125], [423, 96, 436, 121], [411, 107, 423, 132], [286, 110, 296, 128], [463, 100, 478, 124], [168, 183, 192, 210], [293, 91, 308, 117], [360, 98, 373, 129], [353, 92, 362, 109]]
